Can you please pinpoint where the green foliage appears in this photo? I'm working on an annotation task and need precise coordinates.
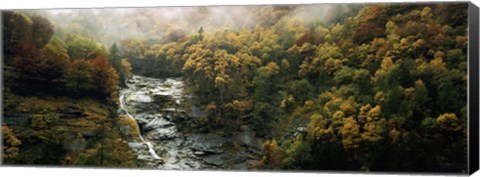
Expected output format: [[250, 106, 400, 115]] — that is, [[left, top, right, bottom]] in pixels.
[[281, 135, 312, 169], [63, 59, 95, 95], [65, 34, 106, 60]]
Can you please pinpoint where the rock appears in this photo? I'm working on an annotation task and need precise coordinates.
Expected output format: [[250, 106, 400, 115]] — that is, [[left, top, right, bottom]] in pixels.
[[194, 151, 206, 156], [202, 154, 228, 167], [145, 126, 178, 140], [128, 142, 150, 155], [133, 113, 156, 124], [185, 161, 201, 169], [135, 91, 153, 103], [136, 82, 149, 88], [234, 131, 264, 153], [143, 117, 174, 131], [122, 75, 209, 170], [164, 115, 172, 121], [161, 108, 185, 113], [152, 94, 172, 104], [246, 154, 259, 160], [297, 127, 307, 132], [232, 162, 248, 170], [128, 142, 147, 149], [190, 133, 226, 154], [162, 163, 181, 170], [232, 150, 248, 163], [138, 154, 154, 161]]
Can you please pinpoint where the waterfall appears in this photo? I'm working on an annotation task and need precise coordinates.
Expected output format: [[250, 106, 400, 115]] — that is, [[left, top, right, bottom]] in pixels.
[[119, 77, 162, 160]]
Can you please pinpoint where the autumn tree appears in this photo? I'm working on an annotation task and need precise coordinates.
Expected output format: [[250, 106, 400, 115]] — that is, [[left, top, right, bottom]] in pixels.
[[2, 124, 22, 163], [259, 139, 284, 169], [63, 59, 94, 95], [91, 55, 120, 104]]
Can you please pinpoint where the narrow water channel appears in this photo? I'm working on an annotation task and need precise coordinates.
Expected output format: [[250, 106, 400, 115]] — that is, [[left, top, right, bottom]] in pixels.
[[119, 75, 263, 170]]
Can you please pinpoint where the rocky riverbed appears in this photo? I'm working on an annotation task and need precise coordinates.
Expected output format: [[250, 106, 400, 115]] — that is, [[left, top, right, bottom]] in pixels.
[[119, 75, 264, 170]]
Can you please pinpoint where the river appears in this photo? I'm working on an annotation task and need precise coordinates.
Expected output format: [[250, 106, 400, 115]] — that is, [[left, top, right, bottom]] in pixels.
[[119, 75, 264, 170]]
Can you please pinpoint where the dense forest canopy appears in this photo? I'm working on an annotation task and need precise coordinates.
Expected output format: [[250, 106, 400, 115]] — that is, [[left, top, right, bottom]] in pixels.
[[2, 2, 468, 173]]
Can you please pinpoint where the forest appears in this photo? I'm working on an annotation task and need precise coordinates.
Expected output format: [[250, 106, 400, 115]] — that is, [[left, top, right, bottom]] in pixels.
[[2, 2, 468, 173]]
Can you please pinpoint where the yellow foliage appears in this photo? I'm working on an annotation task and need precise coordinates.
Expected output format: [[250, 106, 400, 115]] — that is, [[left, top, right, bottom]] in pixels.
[[118, 115, 140, 139], [304, 100, 315, 108], [333, 111, 345, 120], [214, 76, 226, 88], [340, 98, 358, 116], [280, 100, 287, 109], [341, 117, 361, 149], [261, 139, 284, 169], [430, 51, 447, 74], [205, 102, 217, 112], [265, 61, 280, 74], [380, 57, 393, 71], [2, 124, 22, 160], [367, 105, 382, 121], [437, 113, 462, 132], [374, 91, 385, 104]]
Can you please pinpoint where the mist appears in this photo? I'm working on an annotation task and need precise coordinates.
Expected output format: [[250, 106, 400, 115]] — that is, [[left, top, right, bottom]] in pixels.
[[18, 4, 361, 47]]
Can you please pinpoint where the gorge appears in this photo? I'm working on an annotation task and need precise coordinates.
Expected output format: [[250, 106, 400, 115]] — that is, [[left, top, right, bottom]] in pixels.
[[118, 75, 264, 170]]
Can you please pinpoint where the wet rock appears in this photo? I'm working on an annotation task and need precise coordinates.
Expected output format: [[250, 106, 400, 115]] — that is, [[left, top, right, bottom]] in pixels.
[[152, 94, 172, 104], [143, 117, 174, 131], [297, 127, 307, 132], [191, 134, 226, 154], [162, 163, 181, 170], [293, 127, 308, 137], [194, 151, 206, 156], [134, 91, 153, 103], [122, 75, 207, 170], [128, 142, 146, 149], [185, 161, 201, 169], [145, 126, 178, 140], [138, 154, 154, 161], [128, 142, 150, 155], [133, 114, 149, 125]]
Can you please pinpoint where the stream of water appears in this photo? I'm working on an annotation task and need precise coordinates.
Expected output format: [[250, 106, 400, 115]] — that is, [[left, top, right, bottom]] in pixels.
[[118, 75, 263, 170], [119, 91, 161, 160]]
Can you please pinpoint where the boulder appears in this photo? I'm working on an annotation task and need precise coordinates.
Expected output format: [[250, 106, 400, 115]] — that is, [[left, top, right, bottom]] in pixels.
[[145, 126, 178, 141], [202, 154, 228, 167], [190, 133, 226, 154], [143, 117, 174, 131]]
